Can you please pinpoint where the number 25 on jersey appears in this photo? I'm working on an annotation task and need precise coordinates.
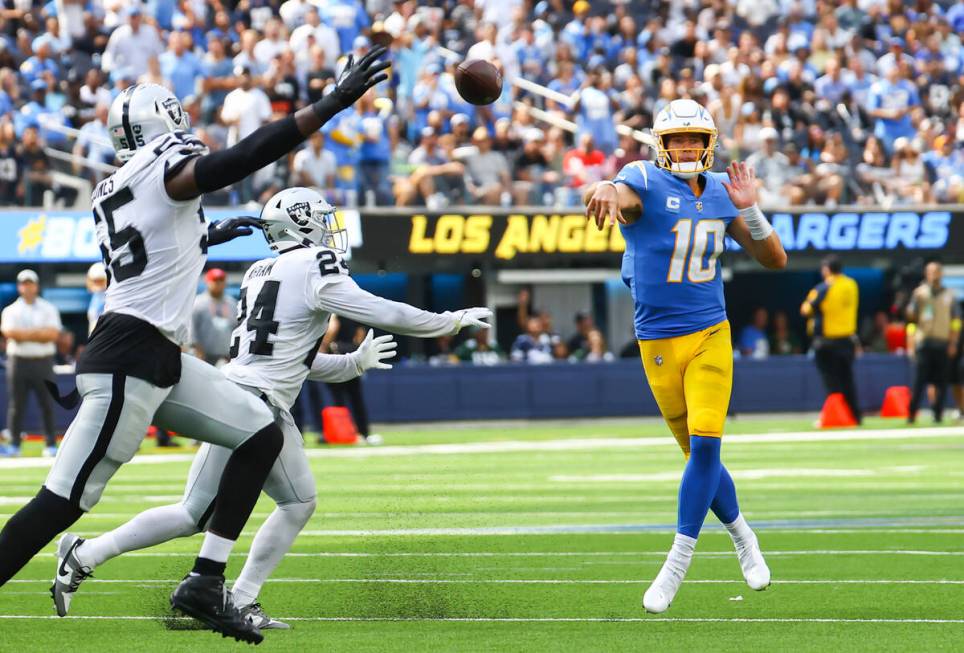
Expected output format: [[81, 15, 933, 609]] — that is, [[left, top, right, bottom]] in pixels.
[[667, 219, 725, 283]]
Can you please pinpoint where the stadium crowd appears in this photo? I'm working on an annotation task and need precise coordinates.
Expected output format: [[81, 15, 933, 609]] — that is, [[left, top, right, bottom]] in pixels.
[[0, 0, 961, 208]]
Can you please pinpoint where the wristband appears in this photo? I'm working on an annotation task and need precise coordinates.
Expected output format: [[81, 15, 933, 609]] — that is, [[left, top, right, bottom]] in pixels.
[[739, 203, 773, 241], [598, 180, 618, 190]]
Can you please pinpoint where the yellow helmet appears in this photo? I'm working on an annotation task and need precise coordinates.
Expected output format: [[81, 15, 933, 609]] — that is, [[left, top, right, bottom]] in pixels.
[[652, 99, 718, 178]]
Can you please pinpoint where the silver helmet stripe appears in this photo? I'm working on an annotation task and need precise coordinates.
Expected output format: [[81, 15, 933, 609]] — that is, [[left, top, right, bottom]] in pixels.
[[121, 85, 137, 151]]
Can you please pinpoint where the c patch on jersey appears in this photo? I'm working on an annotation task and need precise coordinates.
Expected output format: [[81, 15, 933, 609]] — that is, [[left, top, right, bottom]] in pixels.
[[665, 196, 680, 213]]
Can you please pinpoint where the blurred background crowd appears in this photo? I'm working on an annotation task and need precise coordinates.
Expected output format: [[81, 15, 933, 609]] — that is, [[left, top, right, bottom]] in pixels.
[[2, 0, 963, 209]]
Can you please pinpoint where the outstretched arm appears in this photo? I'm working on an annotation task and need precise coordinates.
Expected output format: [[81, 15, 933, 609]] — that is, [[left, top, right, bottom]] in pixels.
[[165, 47, 390, 201], [582, 180, 643, 228], [307, 330, 396, 382], [723, 161, 787, 270]]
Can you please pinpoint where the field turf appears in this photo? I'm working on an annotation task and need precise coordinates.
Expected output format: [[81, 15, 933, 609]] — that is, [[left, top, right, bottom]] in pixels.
[[0, 415, 962, 652]]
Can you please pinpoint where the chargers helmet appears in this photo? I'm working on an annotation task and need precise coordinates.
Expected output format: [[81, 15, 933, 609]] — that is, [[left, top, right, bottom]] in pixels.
[[651, 99, 718, 179], [108, 84, 191, 162], [259, 187, 348, 253]]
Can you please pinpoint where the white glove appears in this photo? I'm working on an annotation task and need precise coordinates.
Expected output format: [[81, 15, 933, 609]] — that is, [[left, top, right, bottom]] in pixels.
[[453, 307, 493, 333], [351, 329, 397, 373]]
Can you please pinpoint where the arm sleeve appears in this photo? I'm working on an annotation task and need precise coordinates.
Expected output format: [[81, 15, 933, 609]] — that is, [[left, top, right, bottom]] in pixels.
[[306, 352, 362, 382], [314, 274, 459, 337], [193, 115, 307, 193]]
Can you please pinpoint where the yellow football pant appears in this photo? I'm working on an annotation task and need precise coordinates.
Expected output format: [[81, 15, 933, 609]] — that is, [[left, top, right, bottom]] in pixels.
[[638, 320, 733, 457]]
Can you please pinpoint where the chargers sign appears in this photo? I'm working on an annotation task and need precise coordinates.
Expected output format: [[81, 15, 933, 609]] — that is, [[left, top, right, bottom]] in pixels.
[[763, 211, 951, 251]]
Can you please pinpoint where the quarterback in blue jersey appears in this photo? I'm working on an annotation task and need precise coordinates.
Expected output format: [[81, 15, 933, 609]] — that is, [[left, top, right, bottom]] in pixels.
[[583, 99, 787, 613]]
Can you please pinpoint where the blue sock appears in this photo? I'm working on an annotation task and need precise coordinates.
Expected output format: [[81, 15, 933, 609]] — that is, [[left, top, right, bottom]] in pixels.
[[710, 464, 740, 525], [677, 435, 723, 539]]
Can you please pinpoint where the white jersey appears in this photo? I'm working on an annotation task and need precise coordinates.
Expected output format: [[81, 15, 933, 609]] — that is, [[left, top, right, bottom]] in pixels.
[[222, 245, 462, 410], [91, 132, 208, 346]]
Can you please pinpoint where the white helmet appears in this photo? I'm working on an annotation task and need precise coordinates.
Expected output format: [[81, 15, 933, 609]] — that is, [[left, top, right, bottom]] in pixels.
[[259, 187, 347, 253], [652, 99, 718, 179], [108, 84, 190, 162]]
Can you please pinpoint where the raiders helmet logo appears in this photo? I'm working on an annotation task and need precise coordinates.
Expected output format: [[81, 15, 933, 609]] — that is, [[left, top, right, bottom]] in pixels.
[[285, 201, 312, 226], [161, 97, 184, 125]]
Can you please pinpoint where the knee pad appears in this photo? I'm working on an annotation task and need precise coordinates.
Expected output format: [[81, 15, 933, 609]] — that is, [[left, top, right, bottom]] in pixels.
[[177, 501, 211, 535]]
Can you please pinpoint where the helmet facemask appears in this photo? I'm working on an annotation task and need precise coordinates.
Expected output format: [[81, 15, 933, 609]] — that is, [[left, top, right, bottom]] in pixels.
[[656, 129, 717, 179]]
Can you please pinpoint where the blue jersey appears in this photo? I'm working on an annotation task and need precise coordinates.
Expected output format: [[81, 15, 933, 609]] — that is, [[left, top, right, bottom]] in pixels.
[[614, 161, 737, 340]]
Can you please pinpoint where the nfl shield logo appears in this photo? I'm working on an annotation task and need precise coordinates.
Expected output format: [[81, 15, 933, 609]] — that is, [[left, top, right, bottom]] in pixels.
[[695, 200, 703, 212], [654, 355, 663, 366]]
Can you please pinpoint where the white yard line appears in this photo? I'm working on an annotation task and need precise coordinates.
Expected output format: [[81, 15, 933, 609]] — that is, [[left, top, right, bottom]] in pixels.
[[27, 549, 964, 559], [7, 578, 964, 585], [0, 615, 962, 624], [1, 426, 961, 470]]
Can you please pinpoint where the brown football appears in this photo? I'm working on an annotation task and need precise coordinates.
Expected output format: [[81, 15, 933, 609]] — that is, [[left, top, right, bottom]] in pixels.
[[455, 59, 503, 106]]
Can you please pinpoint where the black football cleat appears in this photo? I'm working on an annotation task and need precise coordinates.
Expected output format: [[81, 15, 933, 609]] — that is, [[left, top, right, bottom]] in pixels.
[[170, 574, 263, 645]]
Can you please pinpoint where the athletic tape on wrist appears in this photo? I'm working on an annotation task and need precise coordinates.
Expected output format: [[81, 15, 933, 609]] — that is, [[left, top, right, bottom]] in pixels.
[[739, 203, 773, 241]]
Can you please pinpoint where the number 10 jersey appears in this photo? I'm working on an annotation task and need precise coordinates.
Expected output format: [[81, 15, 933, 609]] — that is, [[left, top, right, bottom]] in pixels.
[[90, 132, 208, 347]]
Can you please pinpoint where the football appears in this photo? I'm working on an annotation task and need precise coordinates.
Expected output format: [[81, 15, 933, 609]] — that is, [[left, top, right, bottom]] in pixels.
[[454, 59, 503, 105]]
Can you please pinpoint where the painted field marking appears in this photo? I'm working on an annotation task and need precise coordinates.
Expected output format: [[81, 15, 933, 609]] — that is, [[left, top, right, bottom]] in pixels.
[[7, 578, 964, 586], [0, 614, 964, 624], [0, 615, 962, 625], [1, 426, 961, 470], [26, 549, 964, 559]]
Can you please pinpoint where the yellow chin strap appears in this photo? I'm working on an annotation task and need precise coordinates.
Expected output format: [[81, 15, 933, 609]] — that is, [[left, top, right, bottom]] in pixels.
[[655, 127, 718, 175]]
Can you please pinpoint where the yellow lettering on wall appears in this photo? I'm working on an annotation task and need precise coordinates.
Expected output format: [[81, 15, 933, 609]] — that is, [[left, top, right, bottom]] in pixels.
[[558, 215, 585, 252], [434, 215, 464, 254], [584, 219, 609, 252], [462, 215, 492, 253], [495, 215, 530, 259], [529, 215, 559, 253], [409, 215, 434, 253], [609, 223, 627, 252]]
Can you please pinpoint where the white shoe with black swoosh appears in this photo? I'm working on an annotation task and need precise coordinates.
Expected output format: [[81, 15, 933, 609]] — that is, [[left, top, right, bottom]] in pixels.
[[52, 533, 94, 617]]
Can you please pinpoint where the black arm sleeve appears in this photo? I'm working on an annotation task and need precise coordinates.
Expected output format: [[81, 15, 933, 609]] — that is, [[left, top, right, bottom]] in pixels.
[[193, 115, 306, 193]]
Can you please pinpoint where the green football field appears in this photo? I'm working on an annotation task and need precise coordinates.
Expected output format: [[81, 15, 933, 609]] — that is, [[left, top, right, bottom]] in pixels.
[[1, 415, 962, 652]]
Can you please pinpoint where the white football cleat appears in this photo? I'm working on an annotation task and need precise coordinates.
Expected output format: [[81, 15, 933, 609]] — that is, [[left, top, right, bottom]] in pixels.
[[643, 556, 689, 614], [736, 535, 771, 590], [52, 533, 94, 617]]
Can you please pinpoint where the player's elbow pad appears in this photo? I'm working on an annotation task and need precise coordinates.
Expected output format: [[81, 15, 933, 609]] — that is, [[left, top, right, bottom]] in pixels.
[[194, 115, 305, 193]]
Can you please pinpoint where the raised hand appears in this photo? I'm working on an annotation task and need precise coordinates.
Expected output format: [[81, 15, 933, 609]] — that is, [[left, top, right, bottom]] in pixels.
[[585, 182, 626, 229], [721, 161, 759, 210], [331, 46, 391, 109]]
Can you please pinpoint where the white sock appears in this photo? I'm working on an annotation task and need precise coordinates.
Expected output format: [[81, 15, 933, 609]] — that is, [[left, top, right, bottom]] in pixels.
[[199, 531, 236, 564], [76, 503, 199, 568], [724, 513, 755, 547], [670, 532, 697, 561], [232, 501, 315, 607]]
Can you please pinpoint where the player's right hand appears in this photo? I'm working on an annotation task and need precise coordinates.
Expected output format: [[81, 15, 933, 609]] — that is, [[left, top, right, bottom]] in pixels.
[[454, 307, 493, 333], [585, 181, 625, 230], [332, 45, 391, 109], [355, 329, 397, 371]]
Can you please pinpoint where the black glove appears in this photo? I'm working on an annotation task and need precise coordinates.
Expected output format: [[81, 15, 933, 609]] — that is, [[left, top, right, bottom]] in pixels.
[[327, 45, 391, 111], [207, 216, 261, 247]]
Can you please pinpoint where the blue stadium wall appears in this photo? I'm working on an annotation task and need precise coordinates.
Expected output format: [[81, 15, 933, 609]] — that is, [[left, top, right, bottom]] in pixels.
[[7, 354, 909, 430]]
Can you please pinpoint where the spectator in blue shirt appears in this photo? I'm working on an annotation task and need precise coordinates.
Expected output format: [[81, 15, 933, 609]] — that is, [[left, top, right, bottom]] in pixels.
[[573, 68, 617, 154], [322, 107, 363, 205], [738, 308, 771, 359], [358, 91, 393, 206], [320, 0, 369, 56], [199, 36, 236, 122], [814, 58, 848, 105], [19, 39, 59, 85], [511, 316, 553, 364], [159, 31, 204, 100], [867, 65, 920, 154]]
